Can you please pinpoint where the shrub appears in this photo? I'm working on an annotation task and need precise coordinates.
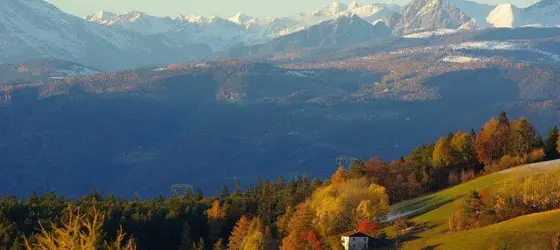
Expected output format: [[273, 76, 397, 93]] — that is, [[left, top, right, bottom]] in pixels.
[[525, 148, 545, 164], [494, 170, 560, 221], [486, 155, 524, 173]]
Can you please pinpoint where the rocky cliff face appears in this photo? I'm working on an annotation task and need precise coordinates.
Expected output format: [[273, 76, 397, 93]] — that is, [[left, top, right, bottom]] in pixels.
[[392, 0, 476, 35]]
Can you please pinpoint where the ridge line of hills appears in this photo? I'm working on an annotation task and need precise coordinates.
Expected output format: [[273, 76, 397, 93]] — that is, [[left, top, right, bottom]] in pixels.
[[1, 0, 560, 71]]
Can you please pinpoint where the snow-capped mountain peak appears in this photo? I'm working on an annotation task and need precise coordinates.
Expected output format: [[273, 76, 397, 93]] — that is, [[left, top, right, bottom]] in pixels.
[[349, 1, 361, 9], [393, 0, 476, 34], [181, 14, 207, 23], [85, 11, 117, 24], [487, 3, 520, 28], [228, 12, 253, 25], [312, 1, 350, 17], [0, 0, 211, 71]]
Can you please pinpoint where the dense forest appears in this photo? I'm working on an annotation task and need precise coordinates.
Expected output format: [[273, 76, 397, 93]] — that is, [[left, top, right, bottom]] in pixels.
[[1, 111, 560, 250]]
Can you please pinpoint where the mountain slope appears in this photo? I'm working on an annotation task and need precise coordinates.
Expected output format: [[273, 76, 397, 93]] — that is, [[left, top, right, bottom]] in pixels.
[[342, 2, 401, 23], [86, 11, 180, 35], [484, 0, 560, 28], [0, 58, 100, 84], [0, 0, 211, 71], [235, 14, 391, 54], [523, 0, 560, 26], [312, 2, 350, 17], [392, 0, 477, 34], [487, 3, 522, 28], [449, 0, 495, 28]]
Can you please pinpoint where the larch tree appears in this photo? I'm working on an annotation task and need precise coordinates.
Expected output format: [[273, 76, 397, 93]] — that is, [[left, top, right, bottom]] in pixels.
[[240, 217, 269, 250], [331, 166, 347, 185], [280, 202, 316, 250], [228, 216, 251, 250]]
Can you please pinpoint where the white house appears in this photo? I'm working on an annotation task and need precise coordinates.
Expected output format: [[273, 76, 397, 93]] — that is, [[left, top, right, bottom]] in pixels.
[[340, 231, 369, 250]]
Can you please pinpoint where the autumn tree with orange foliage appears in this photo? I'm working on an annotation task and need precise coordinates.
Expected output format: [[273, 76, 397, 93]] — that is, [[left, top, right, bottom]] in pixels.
[[206, 200, 229, 244], [280, 203, 318, 250], [331, 166, 347, 185], [228, 216, 251, 250], [475, 117, 501, 165]]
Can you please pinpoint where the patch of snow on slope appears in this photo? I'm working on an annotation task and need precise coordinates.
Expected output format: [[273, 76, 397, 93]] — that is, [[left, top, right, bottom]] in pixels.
[[441, 55, 483, 63], [403, 29, 459, 38], [57, 65, 101, 76], [449, 41, 560, 61], [449, 41, 522, 50], [286, 71, 309, 77]]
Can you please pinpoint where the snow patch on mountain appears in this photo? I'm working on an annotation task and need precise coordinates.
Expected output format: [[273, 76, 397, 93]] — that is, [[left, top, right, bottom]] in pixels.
[[449, 41, 560, 61], [312, 2, 350, 17], [56, 65, 101, 77], [440, 55, 484, 63], [487, 3, 521, 28], [403, 28, 459, 38]]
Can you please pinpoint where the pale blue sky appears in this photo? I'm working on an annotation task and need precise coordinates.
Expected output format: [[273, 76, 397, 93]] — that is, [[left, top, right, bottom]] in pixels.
[[46, 0, 540, 18]]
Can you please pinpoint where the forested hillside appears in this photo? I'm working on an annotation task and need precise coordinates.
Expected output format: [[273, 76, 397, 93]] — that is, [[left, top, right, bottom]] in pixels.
[[2, 112, 560, 250], [1, 59, 560, 198]]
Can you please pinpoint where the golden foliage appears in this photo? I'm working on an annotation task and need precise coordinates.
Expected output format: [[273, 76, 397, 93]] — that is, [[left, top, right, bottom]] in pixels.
[[433, 136, 455, 168], [228, 216, 251, 250], [280, 203, 316, 250], [309, 178, 389, 248], [24, 207, 136, 250], [207, 200, 228, 220], [331, 166, 347, 185], [229, 216, 269, 250], [240, 217, 268, 250], [495, 170, 560, 220]]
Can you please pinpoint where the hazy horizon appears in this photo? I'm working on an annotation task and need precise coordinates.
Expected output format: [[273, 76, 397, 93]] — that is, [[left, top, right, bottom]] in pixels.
[[46, 0, 540, 18]]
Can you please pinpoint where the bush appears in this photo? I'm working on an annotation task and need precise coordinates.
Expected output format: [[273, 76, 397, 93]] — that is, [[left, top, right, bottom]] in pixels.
[[525, 149, 545, 164], [486, 155, 525, 173], [494, 170, 560, 221]]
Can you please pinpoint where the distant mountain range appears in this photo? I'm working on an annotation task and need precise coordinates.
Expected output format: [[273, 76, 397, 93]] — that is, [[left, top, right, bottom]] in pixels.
[[1, 0, 560, 71]]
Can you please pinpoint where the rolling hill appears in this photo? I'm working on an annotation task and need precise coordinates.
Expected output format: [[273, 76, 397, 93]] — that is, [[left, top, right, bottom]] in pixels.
[[388, 160, 560, 249]]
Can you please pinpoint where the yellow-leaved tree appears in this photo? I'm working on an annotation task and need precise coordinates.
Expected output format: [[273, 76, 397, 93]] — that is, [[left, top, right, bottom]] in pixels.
[[24, 207, 136, 250], [309, 178, 389, 249]]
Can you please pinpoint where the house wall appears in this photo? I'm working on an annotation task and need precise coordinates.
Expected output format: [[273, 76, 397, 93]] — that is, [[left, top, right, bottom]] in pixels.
[[341, 236, 368, 250]]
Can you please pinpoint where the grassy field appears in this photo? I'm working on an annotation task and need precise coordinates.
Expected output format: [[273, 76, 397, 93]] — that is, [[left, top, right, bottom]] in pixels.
[[403, 210, 560, 250], [386, 159, 560, 250]]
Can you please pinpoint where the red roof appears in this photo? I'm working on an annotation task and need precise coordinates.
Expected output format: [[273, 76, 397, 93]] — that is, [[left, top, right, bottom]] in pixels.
[[340, 231, 369, 237]]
